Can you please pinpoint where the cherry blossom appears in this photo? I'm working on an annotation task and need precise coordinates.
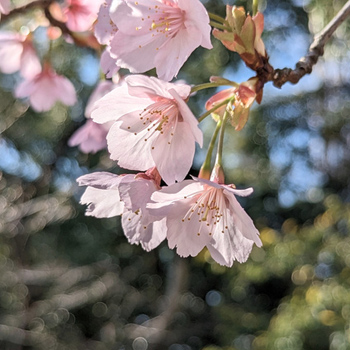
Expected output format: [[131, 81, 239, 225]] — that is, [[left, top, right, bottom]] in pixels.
[[77, 169, 166, 251], [15, 63, 77, 112], [0, 0, 11, 14], [68, 80, 116, 153], [0, 32, 41, 78], [92, 75, 203, 185], [148, 177, 262, 267], [108, 0, 212, 81], [62, 0, 104, 32], [68, 119, 110, 153]]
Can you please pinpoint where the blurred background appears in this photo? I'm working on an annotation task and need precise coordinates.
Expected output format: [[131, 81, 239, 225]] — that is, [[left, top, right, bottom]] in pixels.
[[1, 0, 350, 349]]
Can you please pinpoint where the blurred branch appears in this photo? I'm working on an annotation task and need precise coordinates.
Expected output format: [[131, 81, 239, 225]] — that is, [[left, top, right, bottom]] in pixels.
[[28, 272, 122, 317], [0, 324, 55, 347], [125, 257, 188, 347], [262, 0, 350, 88], [0, 0, 55, 21]]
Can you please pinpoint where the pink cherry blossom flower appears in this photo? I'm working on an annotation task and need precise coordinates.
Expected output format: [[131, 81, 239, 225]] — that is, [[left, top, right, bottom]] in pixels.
[[0, 0, 11, 14], [0, 32, 41, 78], [148, 177, 262, 267], [108, 0, 212, 81], [62, 0, 104, 32], [68, 80, 116, 153], [68, 119, 110, 153], [77, 168, 166, 251], [92, 75, 203, 185], [15, 64, 77, 112]]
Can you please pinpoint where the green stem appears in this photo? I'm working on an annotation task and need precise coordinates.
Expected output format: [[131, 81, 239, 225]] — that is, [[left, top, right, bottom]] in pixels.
[[252, 0, 259, 16], [200, 120, 222, 176], [215, 111, 230, 167], [198, 99, 230, 122], [208, 12, 228, 25], [191, 81, 238, 94], [209, 21, 232, 32]]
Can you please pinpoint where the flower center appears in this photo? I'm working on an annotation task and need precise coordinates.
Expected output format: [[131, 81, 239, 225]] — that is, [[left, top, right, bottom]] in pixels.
[[182, 187, 229, 236], [146, 2, 184, 37], [123, 99, 179, 145]]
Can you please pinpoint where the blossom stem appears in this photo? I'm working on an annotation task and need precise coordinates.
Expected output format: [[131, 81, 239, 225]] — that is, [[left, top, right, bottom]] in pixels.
[[252, 0, 259, 16], [209, 21, 232, 32], [199, 120, 222, 179], [191, 81, 238, 94], [215, 111, 230, 167], [198, 99, 230, 122], [208, 13, 228, 25]]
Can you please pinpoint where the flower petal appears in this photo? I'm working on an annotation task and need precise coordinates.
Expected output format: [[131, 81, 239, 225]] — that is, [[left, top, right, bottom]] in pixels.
[[107, 122, 155, 171], [80, 187, 124, 218], [91, 83, 150, 124], [169, 88, 203, 146], [151, 119, 195, 184]]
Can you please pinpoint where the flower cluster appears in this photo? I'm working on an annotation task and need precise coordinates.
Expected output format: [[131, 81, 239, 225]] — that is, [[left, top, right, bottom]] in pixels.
[[1, 0, 269, 266], [77, 71, 262, 266], [74, 0, 263, 266]]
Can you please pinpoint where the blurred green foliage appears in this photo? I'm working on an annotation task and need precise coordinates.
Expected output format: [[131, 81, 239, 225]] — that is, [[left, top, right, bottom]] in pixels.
[[0, 0, 350, 349]]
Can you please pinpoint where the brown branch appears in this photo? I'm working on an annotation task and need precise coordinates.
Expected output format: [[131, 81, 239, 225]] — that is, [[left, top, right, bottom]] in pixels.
[[262, 0, 350, 88], [0, 0, 55, 22]]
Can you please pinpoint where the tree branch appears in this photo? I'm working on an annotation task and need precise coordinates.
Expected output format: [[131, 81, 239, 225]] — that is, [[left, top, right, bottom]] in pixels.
[[0, 0, 55, 22], [263, 0, 350, 88]]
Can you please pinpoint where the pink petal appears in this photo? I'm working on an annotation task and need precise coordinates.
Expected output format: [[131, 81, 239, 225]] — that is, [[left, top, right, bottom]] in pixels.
[[154, 27, 202, 81], [0, 34, 23, 74], [0, 0, 11, 14], [51, 74, 77, 106], [169, 88, 203, 146], [94, 0, 117, 45], [77, 171, 123, 189], [126, 75, 191, 100], [107, 122, 155, 171], [122, 212, 166, 251], [68, 119, 108, 153], [150, 180, 203, 207], [91, 83, 149, 124], [100, 48, 120, 79], [222, 185, 254, 197], [225, 192, 262, 247], [85, 80, 116, 118], [20, 43, 42, 79], [109, 0, 156, 35], [80, 187, 124, 218], [207, 214, 255, 266], [151, 119, 196, 185], [177, 0, 212, 49], [118, 176, 157, 212], [165, 201, 212, 257], [110, 31, 165, 73]]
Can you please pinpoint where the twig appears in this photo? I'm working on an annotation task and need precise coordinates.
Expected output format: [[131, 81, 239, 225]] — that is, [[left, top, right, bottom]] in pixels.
[[0, 0, 54, 22], [265, 0, 350, 88]]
